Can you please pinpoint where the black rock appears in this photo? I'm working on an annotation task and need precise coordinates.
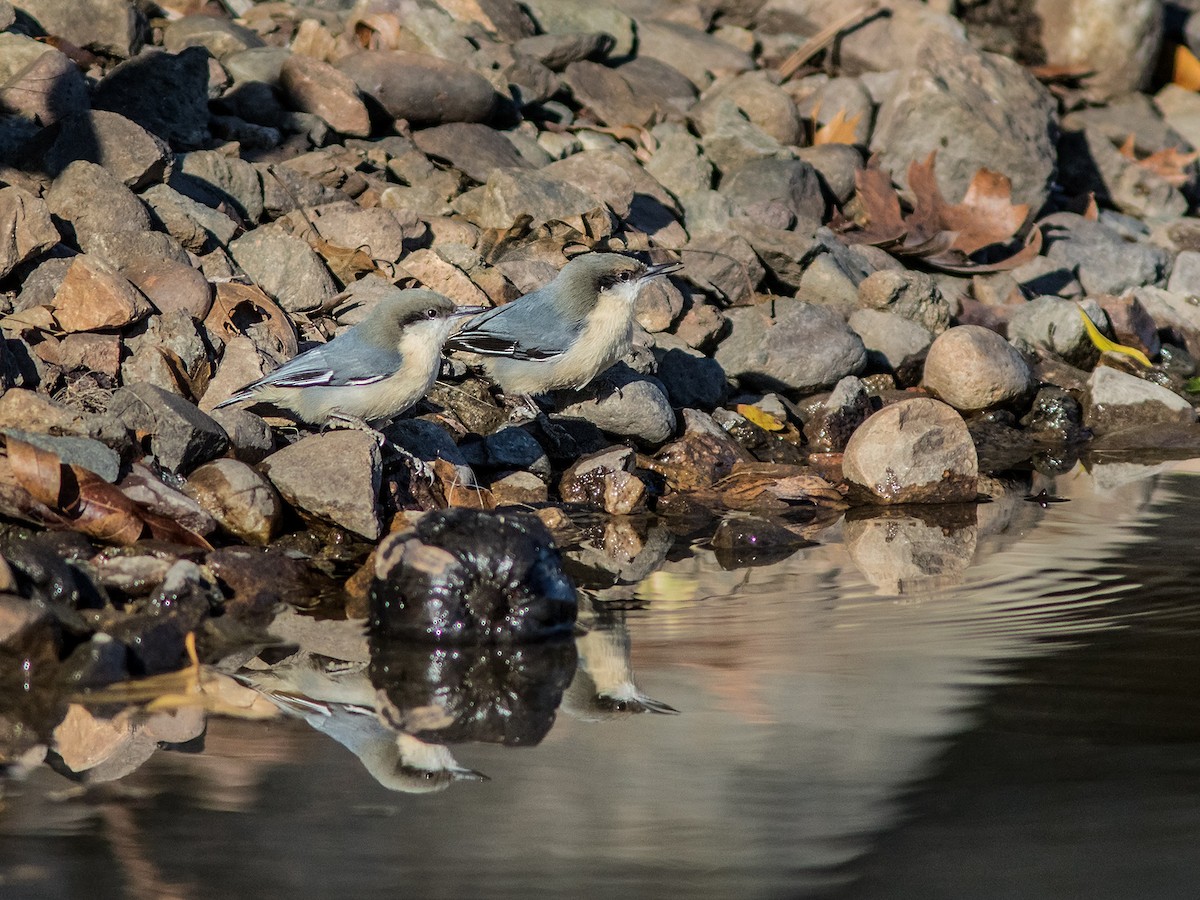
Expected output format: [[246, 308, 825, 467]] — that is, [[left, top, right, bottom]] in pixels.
[[370, 507, 577, 643]]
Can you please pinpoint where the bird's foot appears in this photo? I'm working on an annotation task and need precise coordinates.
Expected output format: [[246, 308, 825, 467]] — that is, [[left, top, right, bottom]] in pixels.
[[504, 393, 544, 425], [324, 414, 387, 447], [590, 370, 625, 402]]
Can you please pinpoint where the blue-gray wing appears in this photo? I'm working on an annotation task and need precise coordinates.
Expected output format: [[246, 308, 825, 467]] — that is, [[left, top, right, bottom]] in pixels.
[[445, 293, 582, 361], [252, 330, 402, 389]]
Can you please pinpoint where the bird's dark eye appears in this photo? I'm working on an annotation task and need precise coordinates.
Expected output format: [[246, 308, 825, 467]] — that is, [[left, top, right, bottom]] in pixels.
[[598, 272, 634, 290], [425, 308, 438, 319]]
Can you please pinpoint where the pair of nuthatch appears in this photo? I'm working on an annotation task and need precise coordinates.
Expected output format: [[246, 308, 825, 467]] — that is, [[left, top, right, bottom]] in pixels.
[[215, 253, 681, 427]]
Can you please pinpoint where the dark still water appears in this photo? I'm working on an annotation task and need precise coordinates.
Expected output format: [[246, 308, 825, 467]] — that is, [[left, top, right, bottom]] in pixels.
[[4, 460, 1200, 899]]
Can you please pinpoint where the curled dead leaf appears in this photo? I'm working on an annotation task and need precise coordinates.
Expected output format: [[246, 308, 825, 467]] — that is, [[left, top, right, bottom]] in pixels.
[[833, 152, 1039, 273]]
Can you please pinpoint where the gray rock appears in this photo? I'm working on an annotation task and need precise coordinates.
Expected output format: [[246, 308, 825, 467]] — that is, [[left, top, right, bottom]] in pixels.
[[542, 149, 683, 243], [93, 47, 211, 148], [1010, 256, 1083, 299], [795, 144, 865, 205], [563, 60, 656, 128], [50, 254, 153, 333], [652, 336, 728, 410], [520, 0, 635, 58], [1058, 126, 1188, 220], [847, 308, 934, 378], [644, 125, 713, 199], [1167, 250, 1200, 296], [45, 160, 152, 250], [857, 269, 952, 334], [796, 77, 874, 145], [798, 252, 863, 318], [1154, 84, 1200, 151], [173, 150, 264, 223], [635, 277, 685, 333], [1043, 213, 1170, 295], [2, 430, 120, 482], [337, 50, 498, 125], [805, 375, 873, 453], [673, 297, 728, 350], [1083, 365, 1197, 434], [698, 98, 790, 173], [0, 186, 58, 281], [842, 397, 978, 504], [37, 111, 171, 190], [162, 13, 265, 59], [223, 46, 291, 85], [280, 53, 371, 138], [292, 205, 409, 267], [694, 71, 803, 145], [208, 407, 274, 464], [719, 158, 824, 229], [141, 183, 239, 253], [260, 430, 382, 540], [635, 19, 754, 89], [559, 446, 646, 515], [1008, 296, 1106, 369], [107, 382, 229, 474], [514, 32, 612, 71], [454, 168, 602, 229], [715, 300, 867, 393], [736, 222, 823, 289], [922, 325, 1034, 412], [184, 458, 282, 546], [679, 232, 762, 305], [16, 0, 141, 58], [1033, 0, 1162, 101], [1066, 92, 1188, 155], [0, 44, 89, 127], [83, 229, 189, 270], [413, 123, 531, 182], [872, 30, 1057, 212], [759, 0, 963, 74], [228, 225, 338, 313], [553, 367, 676, 444], [613, 57, 698, 118]]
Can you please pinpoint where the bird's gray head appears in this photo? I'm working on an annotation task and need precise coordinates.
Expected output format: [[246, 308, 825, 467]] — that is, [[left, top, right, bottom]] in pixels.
[[550, 253, 682, 317], [365, 289, 473, 346]]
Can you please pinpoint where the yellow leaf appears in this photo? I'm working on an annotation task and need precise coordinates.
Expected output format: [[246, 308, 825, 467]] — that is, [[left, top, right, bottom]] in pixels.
[[814, 108, 862, 146], [1077, 306, 1152, 367], [736, 403, 785, 431], [1175, 43, 1200, 92]]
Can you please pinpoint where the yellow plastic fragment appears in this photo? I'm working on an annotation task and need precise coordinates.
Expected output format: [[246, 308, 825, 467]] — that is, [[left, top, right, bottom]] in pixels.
[[1077, 306, 1152, 368], [736, 403, 785, 431]]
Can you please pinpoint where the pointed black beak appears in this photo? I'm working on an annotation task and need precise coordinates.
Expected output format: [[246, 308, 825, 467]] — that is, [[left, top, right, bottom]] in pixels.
[[641, 260, 683, 280], [451, 305, 489, 318]]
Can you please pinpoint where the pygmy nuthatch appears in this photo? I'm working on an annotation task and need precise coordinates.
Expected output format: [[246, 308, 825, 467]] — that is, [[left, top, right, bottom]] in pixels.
[[215, 289, 483, 427], [443, 253, 682, 396]]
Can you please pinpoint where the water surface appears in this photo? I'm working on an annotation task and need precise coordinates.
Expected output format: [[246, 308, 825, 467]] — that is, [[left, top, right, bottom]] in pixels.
[[4, 460, 1200, 899]]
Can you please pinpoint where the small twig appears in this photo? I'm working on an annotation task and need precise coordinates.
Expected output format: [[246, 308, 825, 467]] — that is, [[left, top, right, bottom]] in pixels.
[[778, 2, 885, 81]]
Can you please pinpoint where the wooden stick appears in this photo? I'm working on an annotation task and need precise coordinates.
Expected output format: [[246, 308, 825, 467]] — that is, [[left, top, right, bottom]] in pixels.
[[778, 2, 885, 80]]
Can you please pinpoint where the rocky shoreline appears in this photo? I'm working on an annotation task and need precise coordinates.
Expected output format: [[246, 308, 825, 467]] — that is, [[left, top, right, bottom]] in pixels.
[[2, 0, 1200, 760]]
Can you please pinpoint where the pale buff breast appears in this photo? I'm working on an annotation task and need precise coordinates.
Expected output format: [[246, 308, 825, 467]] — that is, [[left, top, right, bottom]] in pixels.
[[487, 284, 638, 395]]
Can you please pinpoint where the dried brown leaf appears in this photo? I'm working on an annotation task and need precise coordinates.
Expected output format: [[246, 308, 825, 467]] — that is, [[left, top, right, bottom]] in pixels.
[[70, 468, 145, 545], [1118, 134, 1199, 188], [7, 436, 64, 509], [836, 152, 1038, 273], [205, 282, 299, 359]]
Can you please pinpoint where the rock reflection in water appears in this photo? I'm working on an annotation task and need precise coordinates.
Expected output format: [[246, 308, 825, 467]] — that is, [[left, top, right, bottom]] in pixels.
[[371, 635, 577, 746]]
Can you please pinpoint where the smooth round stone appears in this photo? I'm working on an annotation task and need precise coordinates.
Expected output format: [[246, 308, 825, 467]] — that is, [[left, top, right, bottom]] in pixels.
[[923, 325, 1034, 412], [843, 397, 978, 504]]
